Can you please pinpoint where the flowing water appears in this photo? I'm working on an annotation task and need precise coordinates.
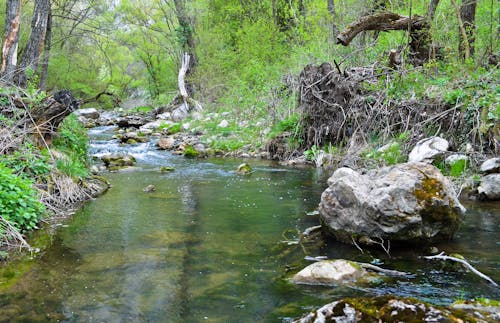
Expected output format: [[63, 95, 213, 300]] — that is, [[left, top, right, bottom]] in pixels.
[[0, 126, 499, 322]]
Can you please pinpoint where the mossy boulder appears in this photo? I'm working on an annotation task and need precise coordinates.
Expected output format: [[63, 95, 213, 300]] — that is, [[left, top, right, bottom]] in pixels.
[[319, 162, 466, 247], [101, 153, 136, 169], [295, 296, 485, 322]]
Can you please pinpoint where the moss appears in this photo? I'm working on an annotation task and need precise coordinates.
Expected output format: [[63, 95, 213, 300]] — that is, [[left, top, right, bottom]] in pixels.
[[414, 177, 443, 203], [236, 163, 252, 174], [160, 166, 175, 172], [183, 145, 199, 158]]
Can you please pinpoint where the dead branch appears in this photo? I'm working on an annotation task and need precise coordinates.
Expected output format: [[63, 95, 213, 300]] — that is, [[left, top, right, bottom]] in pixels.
[[80, 91, 121, 106], [424, 252, 498, 287], [336, 12, 428, 46], [354, 262, 409, 277]]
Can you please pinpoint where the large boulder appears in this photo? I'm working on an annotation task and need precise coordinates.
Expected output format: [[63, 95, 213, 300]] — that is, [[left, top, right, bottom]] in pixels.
[[319, 162, 466, 246], [408, 136, 449, 163], [477, 174, 500, 201], [291, 260, 365, 285]]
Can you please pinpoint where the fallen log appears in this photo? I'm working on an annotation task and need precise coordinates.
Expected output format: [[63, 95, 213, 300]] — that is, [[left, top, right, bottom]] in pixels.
[[336, 12, 431, 65], [29, 89, 79, 145]]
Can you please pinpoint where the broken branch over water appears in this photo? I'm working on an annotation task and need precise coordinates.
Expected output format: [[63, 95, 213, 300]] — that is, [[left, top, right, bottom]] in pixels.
[[424, 252, 498, 287]]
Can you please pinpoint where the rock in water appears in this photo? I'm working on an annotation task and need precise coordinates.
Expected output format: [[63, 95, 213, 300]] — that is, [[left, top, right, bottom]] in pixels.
[[100, 153, 136, 168], [478, 174, 500, 201], [143, 185, 156, 193], [291, 260, 365, 285], [319, 162, 466, 246], [408, 136, 449, 163], [480, 157, 500, 174], [236, 163, 252, 174]]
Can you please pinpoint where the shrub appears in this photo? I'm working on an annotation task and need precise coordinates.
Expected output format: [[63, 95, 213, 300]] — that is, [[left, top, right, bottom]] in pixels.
[[0, 163, 45, 233]]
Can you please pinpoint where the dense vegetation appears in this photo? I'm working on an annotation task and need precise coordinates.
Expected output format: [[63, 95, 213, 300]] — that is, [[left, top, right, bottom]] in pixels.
[[0, 0, 498, 247]]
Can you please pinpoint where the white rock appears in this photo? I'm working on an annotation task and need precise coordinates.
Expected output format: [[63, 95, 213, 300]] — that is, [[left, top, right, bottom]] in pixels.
[[75, 108, 100, 119], [217, 119, 229, 128], [478, 174, 500, 201], [156, 112, 172, 120], [480, 158, 500, 174], [291, 260, 364, 285], [408, 136, 449, 163]]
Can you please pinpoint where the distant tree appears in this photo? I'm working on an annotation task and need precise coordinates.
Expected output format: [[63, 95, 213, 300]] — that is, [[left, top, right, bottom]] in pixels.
[[1, 0, 21, 84], [459, 0, 477, 58]]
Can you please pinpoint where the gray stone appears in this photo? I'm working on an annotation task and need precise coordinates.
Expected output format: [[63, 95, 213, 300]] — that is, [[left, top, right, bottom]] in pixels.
[[171, 104, 189, 121], [291, 260, 364, 285], [121, 131, 148, 143], [75, 108, 100, 119], [319, 162, 466, 245], [217, 119, 229, 128], [408, 136, 449, 163], [478, 174, 500, 201], [480, 158, 500, 174]]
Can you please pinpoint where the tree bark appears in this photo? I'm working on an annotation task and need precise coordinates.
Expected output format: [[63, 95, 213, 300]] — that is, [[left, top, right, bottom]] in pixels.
[[427, 0, 440, 20], [459, 0, 477, 58], [39, 7, 52, 91], [1, 0, 21, 83], [30, 89, 79, 145], [327, 0, 335, 15], [17, 0, 51, 88]]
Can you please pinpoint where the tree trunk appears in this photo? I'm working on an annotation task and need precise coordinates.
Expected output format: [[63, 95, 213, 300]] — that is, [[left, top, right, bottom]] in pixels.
[[427, 0, 440, 20], [173, 0, 196, 67], [16, 0, 51, 88], [459, 0, 477, 58], [327, 0, 335, 15], [1, 0, 21, 83], [39, 7, 52, 91]]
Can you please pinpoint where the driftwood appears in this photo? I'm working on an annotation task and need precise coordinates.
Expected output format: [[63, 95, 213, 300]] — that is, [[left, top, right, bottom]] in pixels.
[[424, 252, 498, 287], [337, 12, 431, 65], [30, 90, 79, 145]]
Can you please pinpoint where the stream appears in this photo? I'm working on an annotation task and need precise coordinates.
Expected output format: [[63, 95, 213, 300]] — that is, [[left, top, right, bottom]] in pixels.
[[0, 125, 499, 322]]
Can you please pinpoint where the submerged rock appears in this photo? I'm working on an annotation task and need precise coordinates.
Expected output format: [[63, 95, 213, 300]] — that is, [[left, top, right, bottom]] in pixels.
[[291, 260, 365, 285], [295, 296, 485, 323], [408, 136, 449, 163], [319, 162, 466, 246], [143, 184, 156, 193], [478, 174, 500, 201]]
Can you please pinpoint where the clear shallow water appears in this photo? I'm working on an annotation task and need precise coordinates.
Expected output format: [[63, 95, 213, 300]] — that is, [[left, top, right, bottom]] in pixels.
[[0, 126, 499, 322]]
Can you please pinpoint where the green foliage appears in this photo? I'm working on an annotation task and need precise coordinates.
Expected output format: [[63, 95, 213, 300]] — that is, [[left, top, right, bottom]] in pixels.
[[0, 143, 51, 181], [183, 145, 199, 158], [52, 115, 89, 178], [304, 145, 320, 161], [365, 132, 410, 166], [449, 159, 468, 177], [0, 163, 45, 233]]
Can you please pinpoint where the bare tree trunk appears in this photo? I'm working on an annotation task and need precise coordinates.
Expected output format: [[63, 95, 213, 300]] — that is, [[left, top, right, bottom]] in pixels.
[[427, 0, 440, 20], [327, 0, 335, 15], [1, 0, 21, 83], [17, 0, 51, 88], [39, 7, 52, 91], [459, 0, 477, 58]]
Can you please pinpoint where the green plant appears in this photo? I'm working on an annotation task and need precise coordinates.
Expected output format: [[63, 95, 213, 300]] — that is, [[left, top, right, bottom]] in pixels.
[[0, 163, 45, 233], [449, 159, 468, 177], [0, 143, 51, 181], [183, 145, 199, 158], [52, 115, 89, 178], [304, 145, 319, 161]]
